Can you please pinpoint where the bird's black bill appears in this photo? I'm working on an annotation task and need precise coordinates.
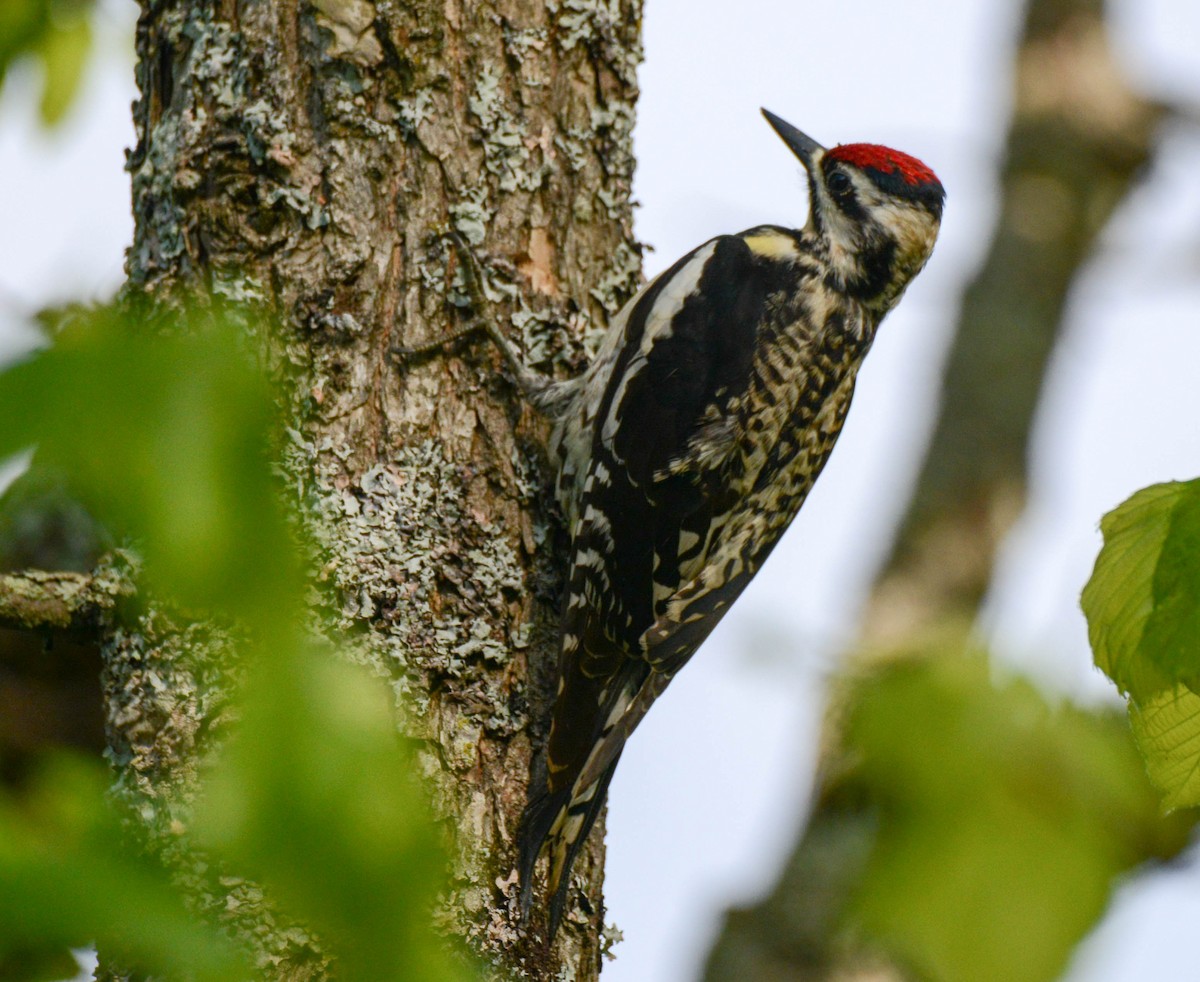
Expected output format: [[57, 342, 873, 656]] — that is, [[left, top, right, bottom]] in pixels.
[[761, 108, 824, 168]]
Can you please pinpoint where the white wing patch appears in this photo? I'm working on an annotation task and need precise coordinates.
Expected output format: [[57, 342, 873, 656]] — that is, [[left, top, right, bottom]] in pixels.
[[601, 240, 720, 455]]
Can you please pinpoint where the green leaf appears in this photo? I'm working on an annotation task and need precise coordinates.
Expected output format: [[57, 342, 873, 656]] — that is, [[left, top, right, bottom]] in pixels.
[[0, 0, 46, 76], [34, 11, 91, 125], [0, 303, 302, 634], [0, 756, 252, 981], [0, 946, 80, 982], [843, 654, 1191, 982], [0, 299, 472, 977], [196, 644, 475, 982], [1082, 479, 1200, 700], [0, 0, 95, 127], [1129, 683, 1200, 811]]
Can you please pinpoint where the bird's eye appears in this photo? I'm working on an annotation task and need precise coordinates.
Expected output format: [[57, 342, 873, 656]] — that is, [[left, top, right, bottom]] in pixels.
[[827, 171, 853, 196]]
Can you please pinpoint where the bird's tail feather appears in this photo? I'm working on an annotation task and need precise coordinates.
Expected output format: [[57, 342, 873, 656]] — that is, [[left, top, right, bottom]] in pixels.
[[516, 755, 622, 938], [517, 779, 570, 917], [546, 755, 620, 938]]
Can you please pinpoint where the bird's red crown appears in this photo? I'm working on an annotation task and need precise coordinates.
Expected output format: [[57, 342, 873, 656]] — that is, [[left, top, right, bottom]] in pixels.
[[826, 143, 940, 188]]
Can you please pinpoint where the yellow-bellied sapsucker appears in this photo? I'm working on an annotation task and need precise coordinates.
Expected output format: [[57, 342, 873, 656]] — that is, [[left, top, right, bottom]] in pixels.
[[439, 109, 944, 936]]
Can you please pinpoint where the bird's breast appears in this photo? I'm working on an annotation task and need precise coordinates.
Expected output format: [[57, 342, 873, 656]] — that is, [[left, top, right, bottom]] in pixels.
[[734, 293, 871, 494]]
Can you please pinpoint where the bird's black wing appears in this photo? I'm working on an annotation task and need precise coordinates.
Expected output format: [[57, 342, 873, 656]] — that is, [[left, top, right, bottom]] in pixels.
[[552, 233, 779, 770], [520, 231, 806, 933]]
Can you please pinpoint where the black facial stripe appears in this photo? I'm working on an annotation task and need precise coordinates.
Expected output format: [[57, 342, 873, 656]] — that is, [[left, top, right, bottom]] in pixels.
[[817, 159, 864, 221], [862, 165, 945, 217], [829, 176, 868, 223], [848, 237, 898, 299]]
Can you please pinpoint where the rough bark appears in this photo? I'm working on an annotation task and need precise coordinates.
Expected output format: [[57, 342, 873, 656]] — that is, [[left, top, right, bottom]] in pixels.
[[0, 568, 128, 635], [105, 1, 643, 978], [704, 0, 1167, 977]]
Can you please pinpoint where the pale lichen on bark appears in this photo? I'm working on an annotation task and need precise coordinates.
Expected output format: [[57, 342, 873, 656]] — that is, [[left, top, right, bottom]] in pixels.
[[117, 0, 644, 977], [100, 603, 339, 979], [0, 565, 129, 636]]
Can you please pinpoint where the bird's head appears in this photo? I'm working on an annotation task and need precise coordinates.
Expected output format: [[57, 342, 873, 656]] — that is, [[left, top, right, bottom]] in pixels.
[[762, 108, 944, 310]]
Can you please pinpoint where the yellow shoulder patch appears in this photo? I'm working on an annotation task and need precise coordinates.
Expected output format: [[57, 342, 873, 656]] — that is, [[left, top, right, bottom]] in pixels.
[[742, 231, 799, 260]]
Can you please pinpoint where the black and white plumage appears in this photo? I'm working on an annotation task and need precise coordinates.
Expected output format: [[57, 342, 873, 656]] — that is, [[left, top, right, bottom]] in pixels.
[[512, 109, 945, 936]]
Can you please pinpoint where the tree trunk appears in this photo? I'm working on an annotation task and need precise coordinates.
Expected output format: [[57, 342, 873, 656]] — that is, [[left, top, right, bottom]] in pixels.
[[861, 0, 1165, 646], [106, 1, 643, 977], [704, 0, 1165, 977]]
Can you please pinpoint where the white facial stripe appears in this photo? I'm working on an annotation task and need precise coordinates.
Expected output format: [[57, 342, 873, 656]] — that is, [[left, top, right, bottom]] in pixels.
[[817, 163, 939, 294]]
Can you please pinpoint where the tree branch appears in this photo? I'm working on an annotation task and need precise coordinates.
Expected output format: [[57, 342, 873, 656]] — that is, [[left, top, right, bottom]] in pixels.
[[0, 566, 130, 638]]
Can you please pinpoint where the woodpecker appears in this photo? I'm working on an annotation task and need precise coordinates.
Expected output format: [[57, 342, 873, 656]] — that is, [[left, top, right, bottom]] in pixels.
[[406, 109, 945, 937]]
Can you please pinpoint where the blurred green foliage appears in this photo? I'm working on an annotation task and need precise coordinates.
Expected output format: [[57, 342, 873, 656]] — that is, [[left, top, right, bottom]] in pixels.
[[0, 0, 94, 125], [3, 303, 1193, 980], [0, 464, 111, 573], [0, 757, 251, 981], [197, 644, 468, 982], [839, 654, 1192, 982], [0, 303, 301, 629], [1083, 479, 1200, 809], [0, 301, 472, 981]]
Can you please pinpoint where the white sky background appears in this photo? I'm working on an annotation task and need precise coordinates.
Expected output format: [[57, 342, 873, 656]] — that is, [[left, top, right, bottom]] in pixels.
[[2, 0, 1200, 980]]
